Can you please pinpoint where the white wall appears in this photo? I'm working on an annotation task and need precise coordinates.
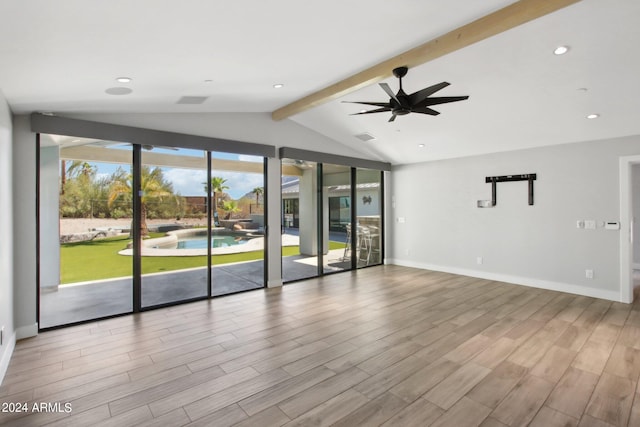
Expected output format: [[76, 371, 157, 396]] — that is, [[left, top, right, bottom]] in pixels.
[[632, 164, 640, 268], [0, 91, 14, 385], [389, 134, 640, 302]]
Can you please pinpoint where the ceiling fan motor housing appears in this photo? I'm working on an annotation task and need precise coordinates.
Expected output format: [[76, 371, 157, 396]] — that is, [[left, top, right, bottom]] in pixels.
[[393, 66, 409, 78], [343, 65, 469, 121]]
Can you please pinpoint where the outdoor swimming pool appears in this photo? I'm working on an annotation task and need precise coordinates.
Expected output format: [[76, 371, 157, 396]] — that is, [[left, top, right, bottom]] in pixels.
[[175, 234, 254, 249], [117, 228, 273, 257]]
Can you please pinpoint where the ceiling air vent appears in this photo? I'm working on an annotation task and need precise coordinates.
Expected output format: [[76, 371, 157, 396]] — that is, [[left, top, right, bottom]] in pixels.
[[354, 132, 376, 142], [176, 96, 208, 105]]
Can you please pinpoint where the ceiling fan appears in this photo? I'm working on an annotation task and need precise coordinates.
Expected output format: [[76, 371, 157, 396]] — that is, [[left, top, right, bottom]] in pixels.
[[343, 66, 469, 122]]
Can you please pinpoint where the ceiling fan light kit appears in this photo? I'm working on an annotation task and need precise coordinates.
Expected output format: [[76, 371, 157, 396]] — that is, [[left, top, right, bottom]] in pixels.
[[343, 66, 469, 122]]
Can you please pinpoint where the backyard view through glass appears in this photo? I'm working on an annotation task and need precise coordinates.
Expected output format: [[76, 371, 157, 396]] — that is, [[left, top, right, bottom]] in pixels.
[[38, 133, 384, 328], [39, 137, 134, 327], [281, 158, 320, 282], [210, 151, 265, 296], [140, 146, 208, 308], [280, 159, 383, 283], [39, 135, 268, 327]]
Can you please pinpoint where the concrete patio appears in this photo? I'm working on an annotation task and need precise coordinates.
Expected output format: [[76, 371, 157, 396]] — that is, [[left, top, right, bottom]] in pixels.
[[39, 251, 351, 328]]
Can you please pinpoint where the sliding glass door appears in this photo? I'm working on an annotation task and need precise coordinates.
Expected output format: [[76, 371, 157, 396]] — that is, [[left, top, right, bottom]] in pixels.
[[210, 152, 265, 296], [281, 158, 320, 282], [280, 158, 385, 284], [355, 168, 383, 268], [140, 146, 209, 308], [39, 135, 267, 328], [39, 136, 133, 328], [322, 163, 352, 274]]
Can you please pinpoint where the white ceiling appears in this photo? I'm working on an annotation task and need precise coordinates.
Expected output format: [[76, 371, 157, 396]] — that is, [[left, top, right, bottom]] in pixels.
[[1, 0, 639, 164]]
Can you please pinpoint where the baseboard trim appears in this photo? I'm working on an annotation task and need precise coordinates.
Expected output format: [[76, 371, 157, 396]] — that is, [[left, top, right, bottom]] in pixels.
[[388, 259, 621, 302], [16, 323, 38, 340], [0, 329, 16, 386]]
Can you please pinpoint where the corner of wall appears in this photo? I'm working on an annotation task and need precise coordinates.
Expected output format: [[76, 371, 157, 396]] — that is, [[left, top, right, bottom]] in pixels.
[[0, 89, 15, 385]]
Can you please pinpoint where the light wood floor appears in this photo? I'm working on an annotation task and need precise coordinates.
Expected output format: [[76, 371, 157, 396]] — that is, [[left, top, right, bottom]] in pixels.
[[2, 265, 640, 427]]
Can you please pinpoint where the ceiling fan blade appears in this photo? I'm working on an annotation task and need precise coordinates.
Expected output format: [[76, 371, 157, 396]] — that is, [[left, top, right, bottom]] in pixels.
[[379, 83, 401, 104], [408, 82, 450, 105], [412, 107, 441, 116], [417, 96, 469, 107], [388, 114, 397, 122], [350, 107, 392, 115], [342, 101, 391, 108]]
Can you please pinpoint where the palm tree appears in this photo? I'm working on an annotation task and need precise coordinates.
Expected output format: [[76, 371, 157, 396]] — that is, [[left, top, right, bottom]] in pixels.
[[109, 166, 172, 237], [204, 176, 229, 221], [61, 160, 95, 194], [221, 200, 241, 219], [251, 186, 264, 209]]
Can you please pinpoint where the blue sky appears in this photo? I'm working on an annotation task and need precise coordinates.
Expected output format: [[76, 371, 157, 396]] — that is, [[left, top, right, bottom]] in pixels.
[[89, 147, 264, 199]]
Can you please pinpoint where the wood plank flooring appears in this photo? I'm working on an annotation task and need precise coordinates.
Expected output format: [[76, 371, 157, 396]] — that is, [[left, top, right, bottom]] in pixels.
[[2, 265, 640, 426]]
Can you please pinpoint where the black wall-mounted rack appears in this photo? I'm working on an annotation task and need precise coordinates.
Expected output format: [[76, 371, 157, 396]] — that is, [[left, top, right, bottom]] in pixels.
[[484, 173, 537, 206]]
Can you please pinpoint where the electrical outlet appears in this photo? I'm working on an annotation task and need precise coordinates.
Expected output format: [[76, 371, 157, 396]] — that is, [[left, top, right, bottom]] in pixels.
[[585, 269, 594, 279], [477, 257, 483, 265]]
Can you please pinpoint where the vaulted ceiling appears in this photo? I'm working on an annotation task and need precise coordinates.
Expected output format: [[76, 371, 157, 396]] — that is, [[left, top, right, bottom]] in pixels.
[[1, 0, 638, 164]]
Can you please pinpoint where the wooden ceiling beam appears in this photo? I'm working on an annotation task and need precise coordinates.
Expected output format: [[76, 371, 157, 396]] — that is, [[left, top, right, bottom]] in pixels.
[[271, 0, 581, 121]]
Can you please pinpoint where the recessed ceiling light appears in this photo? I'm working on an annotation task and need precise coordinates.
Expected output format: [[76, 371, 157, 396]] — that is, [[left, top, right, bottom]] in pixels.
[[273, 83, 284, 89], [360, 109, 367, 113], [418, 144, 425, 148], [553, 45, 569, 55], [586, 113, 600, 119], [115, 77, 132, 83]]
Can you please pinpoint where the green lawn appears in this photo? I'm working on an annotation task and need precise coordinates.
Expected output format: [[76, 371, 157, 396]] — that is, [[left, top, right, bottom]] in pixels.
[[60, 235, 346, 284]]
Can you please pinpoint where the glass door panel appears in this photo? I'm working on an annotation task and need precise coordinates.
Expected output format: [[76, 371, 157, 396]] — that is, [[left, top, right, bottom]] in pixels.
[[141, 146, 208, 307], [281, 158, 320, 282], [356, 169, 383, 267], [322, 164, 352, 274], [39, 136, 133, 328], [210, 152, 265, 296]]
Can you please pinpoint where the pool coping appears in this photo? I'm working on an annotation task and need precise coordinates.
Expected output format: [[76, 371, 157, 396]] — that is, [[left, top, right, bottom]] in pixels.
[[118, 229, 299, 256]]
